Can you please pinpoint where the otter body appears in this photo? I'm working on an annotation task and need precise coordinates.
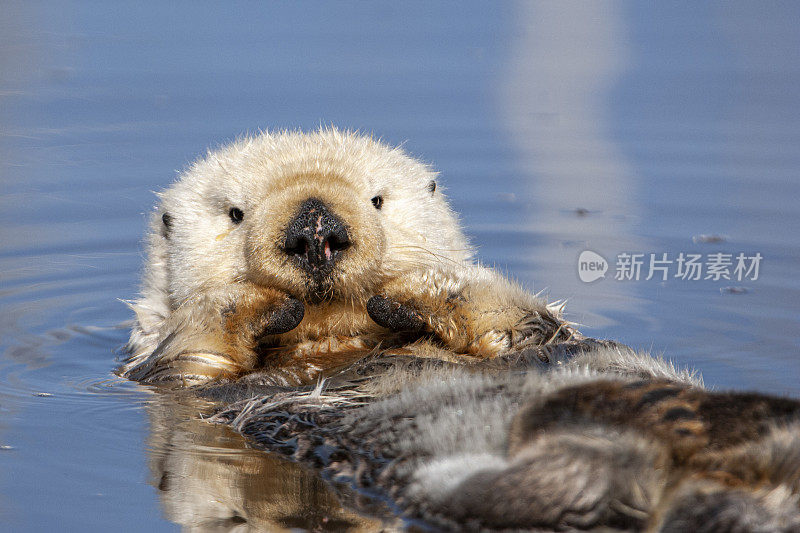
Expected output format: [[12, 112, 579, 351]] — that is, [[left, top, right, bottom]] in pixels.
[[123, 129, 800, 531], [122, 129, 572, 386], [213, 348, 800, 532]]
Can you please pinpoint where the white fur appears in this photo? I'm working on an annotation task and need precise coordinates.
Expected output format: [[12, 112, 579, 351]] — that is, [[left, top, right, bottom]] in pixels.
[[122, 127, 557, 383], [124, 128, 475, 373]]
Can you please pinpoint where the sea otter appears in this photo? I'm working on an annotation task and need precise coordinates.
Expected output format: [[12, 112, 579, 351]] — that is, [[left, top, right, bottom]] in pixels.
[[123, 129, 800, 531], [121, 128, 574, 386]]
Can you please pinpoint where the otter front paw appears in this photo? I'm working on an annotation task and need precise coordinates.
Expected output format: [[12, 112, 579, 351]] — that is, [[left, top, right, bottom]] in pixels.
[[367, 295, 427, 333], [124, 289, 305, 386], [260, 296, 305, 336], [223, 293, 305, 342]]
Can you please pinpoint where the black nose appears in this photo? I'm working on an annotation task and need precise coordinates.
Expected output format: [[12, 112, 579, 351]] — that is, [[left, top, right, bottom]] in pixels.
[[283, 198, 350, 279]]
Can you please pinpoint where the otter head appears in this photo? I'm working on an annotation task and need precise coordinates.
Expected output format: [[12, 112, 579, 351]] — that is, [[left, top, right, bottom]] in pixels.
[[153, 128, 472, 307]]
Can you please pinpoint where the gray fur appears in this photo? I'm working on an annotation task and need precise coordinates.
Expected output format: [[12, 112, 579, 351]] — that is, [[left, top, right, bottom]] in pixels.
[[205, 342, 800, 531], [122, 129, 796, 530]]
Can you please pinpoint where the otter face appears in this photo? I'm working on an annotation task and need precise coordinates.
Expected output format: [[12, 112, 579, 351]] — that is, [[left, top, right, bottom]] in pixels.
[[241, 168, 387, 302], [154, 129, 471, 307]]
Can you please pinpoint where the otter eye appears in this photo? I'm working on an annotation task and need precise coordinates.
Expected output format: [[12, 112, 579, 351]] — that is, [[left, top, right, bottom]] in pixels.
[[371, 196, 383, 210], [428, 180, 436, 194], [229, 207, 244, 224], [161, 212, 173, 238]]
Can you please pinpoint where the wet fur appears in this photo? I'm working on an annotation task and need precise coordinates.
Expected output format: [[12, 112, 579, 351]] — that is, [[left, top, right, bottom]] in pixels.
[[212, 345, 800, 532], [121, 128, 573, 386], [121, 128, 800, 531]]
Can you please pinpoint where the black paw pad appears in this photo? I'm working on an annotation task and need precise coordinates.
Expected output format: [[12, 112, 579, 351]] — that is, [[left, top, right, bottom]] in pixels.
[[262, 297, 305, 336], [367, 295, 426, 333]]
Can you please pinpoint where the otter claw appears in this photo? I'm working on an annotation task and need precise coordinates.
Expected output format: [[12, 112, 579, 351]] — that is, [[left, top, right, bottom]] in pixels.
[[367, 295, 426, 333], [261, 296, 305, 336], [509, 310, 570, 349]]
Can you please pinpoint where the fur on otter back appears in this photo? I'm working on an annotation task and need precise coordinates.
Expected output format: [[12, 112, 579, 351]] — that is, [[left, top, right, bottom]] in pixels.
[[123, 129, 800, 531], [205, 342, 800, 532]]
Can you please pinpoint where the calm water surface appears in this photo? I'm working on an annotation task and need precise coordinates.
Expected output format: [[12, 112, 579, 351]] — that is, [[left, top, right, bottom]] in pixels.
[[1, 2, 799, 530]]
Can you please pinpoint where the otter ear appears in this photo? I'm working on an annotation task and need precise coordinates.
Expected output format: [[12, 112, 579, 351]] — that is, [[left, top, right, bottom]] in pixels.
[[428, 180, 436, 195], [161, 212, 173, 238]]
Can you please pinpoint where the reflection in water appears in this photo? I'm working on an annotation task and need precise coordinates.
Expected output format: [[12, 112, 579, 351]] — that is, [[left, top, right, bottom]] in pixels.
[[1, 1, 799, 529], [501, 1, 644, 323], [144, 393, 392, 532], [501, 1, 800, 392]]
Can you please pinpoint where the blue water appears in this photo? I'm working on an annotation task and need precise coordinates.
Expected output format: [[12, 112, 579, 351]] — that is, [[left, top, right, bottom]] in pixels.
[[1, 2, 798, 530]]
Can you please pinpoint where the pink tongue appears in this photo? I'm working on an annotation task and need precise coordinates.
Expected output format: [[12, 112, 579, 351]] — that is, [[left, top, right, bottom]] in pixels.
[[324, 240, 332, 261]]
